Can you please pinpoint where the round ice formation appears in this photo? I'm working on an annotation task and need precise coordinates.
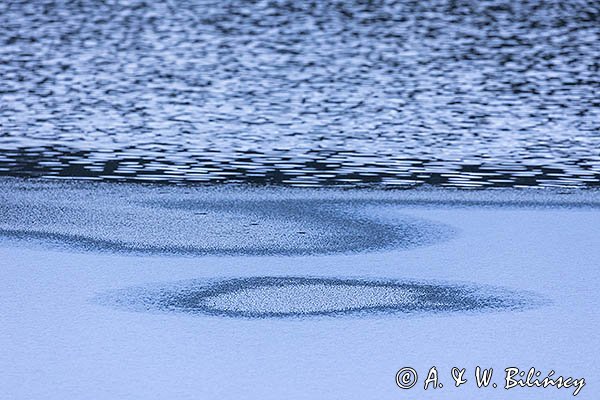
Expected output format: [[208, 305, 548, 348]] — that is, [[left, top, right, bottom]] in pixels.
[[102, 277, 536, 318], [199, 283, 417, 314]]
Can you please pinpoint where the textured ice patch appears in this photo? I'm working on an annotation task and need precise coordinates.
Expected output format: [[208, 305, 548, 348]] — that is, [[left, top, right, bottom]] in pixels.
[[0, 179, 453, 256], [201, 284, 416, 314], [98, 277, 539, 318]]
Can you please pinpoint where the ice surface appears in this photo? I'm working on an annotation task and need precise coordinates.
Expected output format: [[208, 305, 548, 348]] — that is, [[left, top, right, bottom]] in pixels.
[[1, 179, 599, 399], [98, 276, 534, 318], [201, 281, 419, 316], [0, 178, 454, 255]]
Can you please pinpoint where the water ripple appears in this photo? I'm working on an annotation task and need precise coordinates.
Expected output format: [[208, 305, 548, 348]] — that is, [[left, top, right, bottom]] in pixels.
[[0, 0, 598, 188]]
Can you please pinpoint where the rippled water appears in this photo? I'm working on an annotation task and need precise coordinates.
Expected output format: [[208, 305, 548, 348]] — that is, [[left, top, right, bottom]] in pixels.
[[1, 0, 598, 188]]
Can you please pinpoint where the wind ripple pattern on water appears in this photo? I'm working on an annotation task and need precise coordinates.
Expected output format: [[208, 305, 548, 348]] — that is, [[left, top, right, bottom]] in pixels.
[[0, 0, 598, 188]]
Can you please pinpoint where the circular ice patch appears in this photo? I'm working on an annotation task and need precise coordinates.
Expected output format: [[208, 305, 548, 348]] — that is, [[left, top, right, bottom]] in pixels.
[[200, 283, 416, 314], [100, 277, 539, 318]]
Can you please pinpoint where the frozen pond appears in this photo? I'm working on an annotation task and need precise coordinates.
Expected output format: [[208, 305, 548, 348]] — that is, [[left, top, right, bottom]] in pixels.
[[1, 179, 599, 399], [1, 0, 598, 397]]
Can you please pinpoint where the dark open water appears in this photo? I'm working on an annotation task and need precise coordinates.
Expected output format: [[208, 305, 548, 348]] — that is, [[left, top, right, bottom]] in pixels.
[[1, 0, 598, 188]]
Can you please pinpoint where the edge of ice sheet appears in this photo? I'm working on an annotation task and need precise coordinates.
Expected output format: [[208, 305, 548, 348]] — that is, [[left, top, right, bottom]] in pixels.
[[2, 177, 600, 208], [0, 178, 456, 256], [1, 177, 599, 257]]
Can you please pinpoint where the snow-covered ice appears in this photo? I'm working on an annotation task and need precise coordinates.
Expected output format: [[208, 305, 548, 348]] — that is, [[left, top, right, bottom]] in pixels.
[[98, 276, 534, 318], [1, 178, 599, 399]]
